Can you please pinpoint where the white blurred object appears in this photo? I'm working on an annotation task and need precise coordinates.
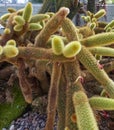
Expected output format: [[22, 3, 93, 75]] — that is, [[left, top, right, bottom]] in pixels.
[[0, 24, 4, 29]]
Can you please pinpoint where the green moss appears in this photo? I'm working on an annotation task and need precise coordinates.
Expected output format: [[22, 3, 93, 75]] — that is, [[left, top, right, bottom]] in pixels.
[[0, 83, 27, 129]]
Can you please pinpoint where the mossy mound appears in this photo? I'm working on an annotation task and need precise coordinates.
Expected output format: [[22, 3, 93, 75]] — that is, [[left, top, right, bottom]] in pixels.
[[0, 83, 27, 129]]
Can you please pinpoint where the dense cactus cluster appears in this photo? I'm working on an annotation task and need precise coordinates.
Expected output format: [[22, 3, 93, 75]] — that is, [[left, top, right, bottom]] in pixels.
[[1, 2, 114, 130]]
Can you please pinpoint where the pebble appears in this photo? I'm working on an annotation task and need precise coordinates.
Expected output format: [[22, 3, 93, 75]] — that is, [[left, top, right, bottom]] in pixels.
[[9, 125, 15, 130], [2, 128, 7, 130], [4, 111, 57, 130]]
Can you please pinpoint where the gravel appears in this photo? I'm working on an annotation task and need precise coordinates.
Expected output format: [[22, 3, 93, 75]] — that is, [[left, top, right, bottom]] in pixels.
[[3, 112, 57, 130]]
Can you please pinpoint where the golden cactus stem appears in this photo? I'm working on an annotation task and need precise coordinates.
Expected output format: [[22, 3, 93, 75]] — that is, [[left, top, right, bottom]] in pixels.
[[29, 23, 42, 31], [0, 13, 16, 46], [57, 71, 67, 130], [0, 19, 6, 27], [4, 28, 11, 34], [0, 45, 3, 55], [30, 14, 50, 23], [64, 127, 70, 130], [61, 17, 84, 129], [7, 7, 16, 13], [89, 96, 114, 110], [46, 35, 68, 48], [63, 41, 81, 58], [3, 45, 19, 58], [13, 16, 25, 25], [104, 20, 114, 30], [77, 46, 114, 98], [22, 2, 33, 22], [17, 47, 75, 62], [34, 7, 70, 47], [80, 32, 114, 47], [89, 47, 114, 57], [17, 58, 32, 103], [73, 91, 99, 130], [0, 47, 75, 64], [0, 13, 11, 21], [13, 16, 30, 37], [94, 9, 106, 19], [79, 26, 94, 38], [64, 61, 84, 130], [62, 18, 79, 41], [60, 16, 114, 98], [52, 35, 65, 55], [45, 62, 62, 130]]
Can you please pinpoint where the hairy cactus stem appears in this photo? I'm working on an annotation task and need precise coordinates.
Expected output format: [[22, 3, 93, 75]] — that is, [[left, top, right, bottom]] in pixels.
[[89, 96, 114, 110], [62, 18, 79, 41], [30, 14, 50, 23], [57, 73, 67, 130], [77, 46, 114, 98], [61, 18, 84, 129], [45, 62, 62, 130], [14, 22, 29, 37], [0, 19, 6, 27], [51, 35, 64, 55], [80, 32, 114, 47], [22, 2, 33, 22], [7, 7, 17, 13], [89, 47, 114, 57], [73, 91, 99, 130], [17, 58, 32, 103], [17, 47, 75, 62], [79, 26, 94, 38], [94, 9, 106, 19], [0, 13, 16, 46], [104, 20, 114, 30], [64, 61, 84, 130], [34, 7, 70, 47]]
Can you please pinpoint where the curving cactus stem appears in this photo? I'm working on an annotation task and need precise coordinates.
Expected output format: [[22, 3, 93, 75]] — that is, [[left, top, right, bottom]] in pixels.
[[3, 45, 19, 58], [73, 91, 99, 130], [89, 96, 114, 110], [52, 36, 64, 55], [63, 41, 81, 58], [22, 2, 33, 22]]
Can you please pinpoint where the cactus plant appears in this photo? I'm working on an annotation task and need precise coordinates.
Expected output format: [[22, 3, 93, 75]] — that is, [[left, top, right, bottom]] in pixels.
[[1, 2, 114, 130]]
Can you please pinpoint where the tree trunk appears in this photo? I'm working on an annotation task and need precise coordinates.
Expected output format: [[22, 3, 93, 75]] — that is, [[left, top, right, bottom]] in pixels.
[[39, 0, 81, 19], [87, 0, 95, 13]]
